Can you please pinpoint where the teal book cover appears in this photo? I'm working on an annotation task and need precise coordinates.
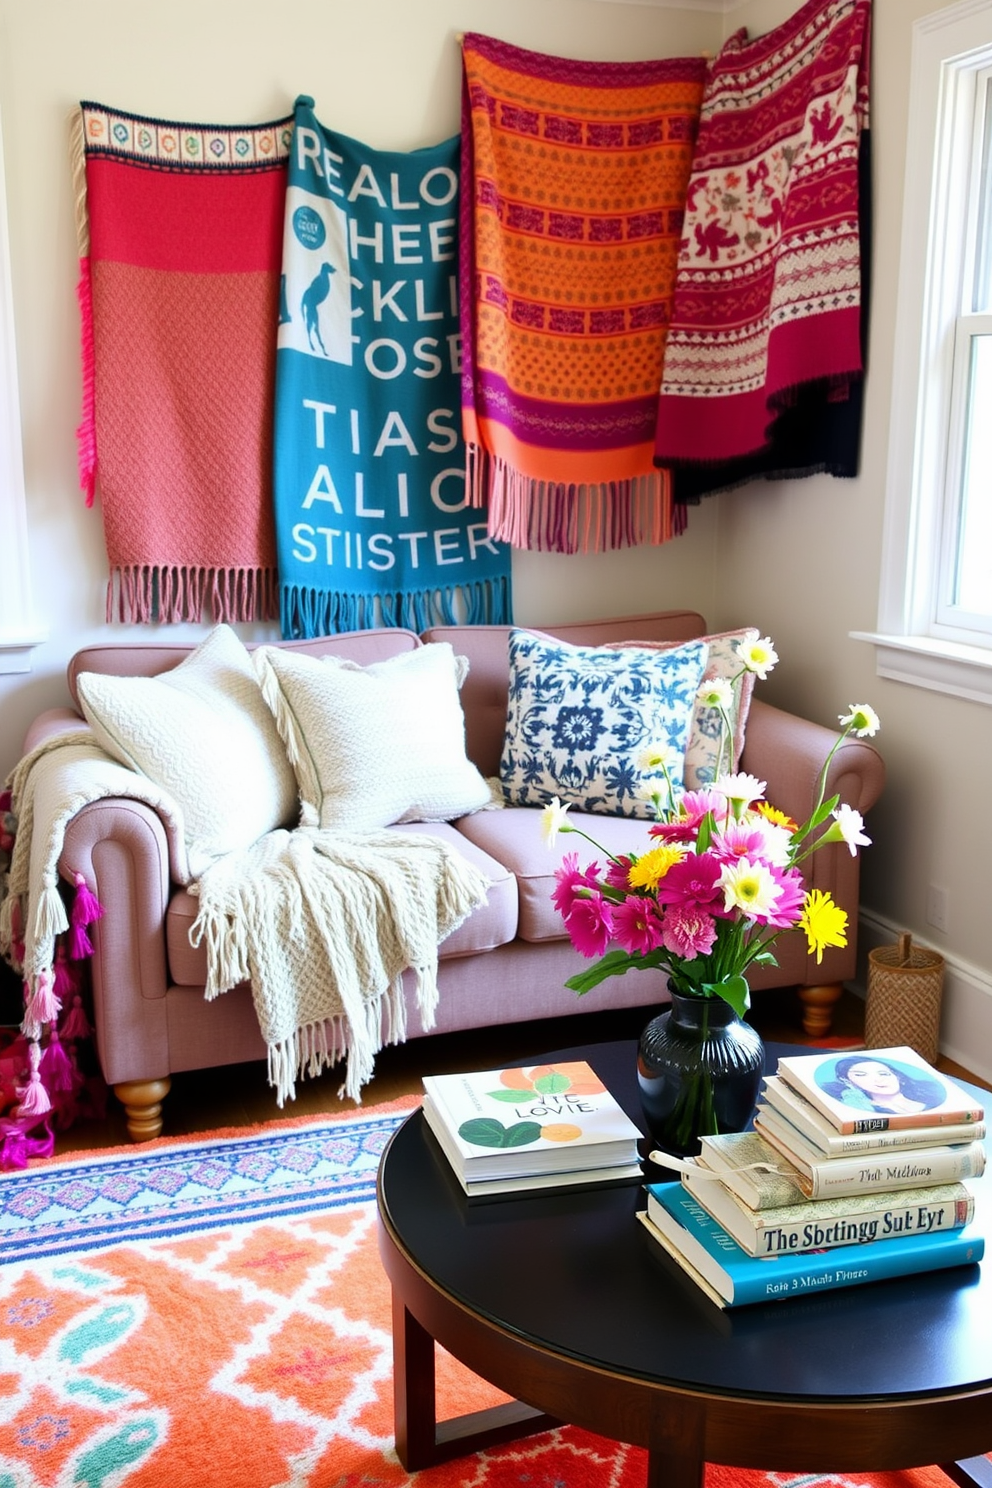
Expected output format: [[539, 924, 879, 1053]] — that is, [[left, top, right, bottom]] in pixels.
[[645, 1183, 985, 1307]]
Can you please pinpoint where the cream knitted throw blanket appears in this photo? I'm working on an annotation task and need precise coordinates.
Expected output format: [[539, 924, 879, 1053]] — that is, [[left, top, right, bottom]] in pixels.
[[2, 733, 490, 1103], [189, 826, 490, 1103], [1, 730, 190, 1022]]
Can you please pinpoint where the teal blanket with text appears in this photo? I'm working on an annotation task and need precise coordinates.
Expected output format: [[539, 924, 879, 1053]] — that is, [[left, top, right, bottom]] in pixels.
[[273, 96, 512, 636]]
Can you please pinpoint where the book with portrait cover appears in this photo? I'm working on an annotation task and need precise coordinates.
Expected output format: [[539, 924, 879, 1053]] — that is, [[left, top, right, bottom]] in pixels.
[[421, 1060, 643, 1191], [643, 1183, 984, 1308], [775, 1047, 985, 1134], [760, 1074, 987, 1157]]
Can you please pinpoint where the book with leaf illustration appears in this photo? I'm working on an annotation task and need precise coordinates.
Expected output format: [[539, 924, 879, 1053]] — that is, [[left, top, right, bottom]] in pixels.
[[421, 1061, 643, 1191]]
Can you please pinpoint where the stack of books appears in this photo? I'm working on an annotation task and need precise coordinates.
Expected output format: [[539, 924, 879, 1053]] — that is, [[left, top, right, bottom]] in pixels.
[[422, 1059, 644, 1198], [640, 1045, 987, 1309]]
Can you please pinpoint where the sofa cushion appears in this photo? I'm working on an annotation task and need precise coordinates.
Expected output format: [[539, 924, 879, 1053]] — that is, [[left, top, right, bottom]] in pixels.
[[500, 630, 708, 818], [421, 612, 708, 777], [76, 624, 299, 882], [456, 805, 659, 943], [253, 641, 492, 832], [166, 820, 519, 983], [616, 627, 760, 790]]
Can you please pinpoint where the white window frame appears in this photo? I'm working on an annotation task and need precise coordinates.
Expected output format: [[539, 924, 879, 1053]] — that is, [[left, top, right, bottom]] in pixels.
[[854, 0, 992, 704], [0, 103, 41, 674]]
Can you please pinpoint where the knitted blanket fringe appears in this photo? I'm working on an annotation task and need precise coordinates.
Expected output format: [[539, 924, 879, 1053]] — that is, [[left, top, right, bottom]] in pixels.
[[107, 564, 280, 625], [189, 826, 491, 1104], [467, 448, 686, 552]]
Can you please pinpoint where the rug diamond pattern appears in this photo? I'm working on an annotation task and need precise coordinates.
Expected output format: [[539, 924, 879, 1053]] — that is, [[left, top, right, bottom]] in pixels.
[[0, 1110, 984, 1488]]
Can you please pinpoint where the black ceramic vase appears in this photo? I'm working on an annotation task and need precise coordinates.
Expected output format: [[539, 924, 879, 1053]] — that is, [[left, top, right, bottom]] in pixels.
[[637, 988, 765, 1158]]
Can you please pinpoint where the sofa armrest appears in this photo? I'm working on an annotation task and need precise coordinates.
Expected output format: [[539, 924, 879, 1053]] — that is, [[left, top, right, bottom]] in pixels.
[[23, 709, 92, 754], [740, 698, 885, 824], [58, 799, 172, 1086]]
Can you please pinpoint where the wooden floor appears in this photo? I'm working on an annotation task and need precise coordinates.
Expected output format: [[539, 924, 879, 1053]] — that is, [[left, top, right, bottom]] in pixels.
[[53, 985, 992, 1154]]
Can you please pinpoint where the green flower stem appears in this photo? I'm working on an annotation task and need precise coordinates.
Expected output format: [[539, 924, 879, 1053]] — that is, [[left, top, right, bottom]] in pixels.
[[560, 823, 624, 866]]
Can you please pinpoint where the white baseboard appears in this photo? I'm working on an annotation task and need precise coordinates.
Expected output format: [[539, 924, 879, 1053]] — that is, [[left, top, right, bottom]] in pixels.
[[853, 909, 992, 1087]]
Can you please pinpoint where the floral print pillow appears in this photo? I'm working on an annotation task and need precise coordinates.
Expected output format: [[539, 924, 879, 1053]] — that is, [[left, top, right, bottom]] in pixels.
[[618, 628, 760, 790], [500, 631, 708, 818]]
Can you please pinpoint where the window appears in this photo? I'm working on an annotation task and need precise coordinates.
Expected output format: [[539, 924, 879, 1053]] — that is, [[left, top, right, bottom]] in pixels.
[[857, 0, 992, 703]]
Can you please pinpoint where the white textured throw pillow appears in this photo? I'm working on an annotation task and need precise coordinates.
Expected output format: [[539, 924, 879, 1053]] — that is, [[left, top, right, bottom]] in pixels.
[[77, 625, 299, 882], [253, 642, 492, 831]]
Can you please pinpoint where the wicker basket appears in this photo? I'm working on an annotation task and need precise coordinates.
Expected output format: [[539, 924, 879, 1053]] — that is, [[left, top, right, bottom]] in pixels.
[[865, 932, 944, 1064]]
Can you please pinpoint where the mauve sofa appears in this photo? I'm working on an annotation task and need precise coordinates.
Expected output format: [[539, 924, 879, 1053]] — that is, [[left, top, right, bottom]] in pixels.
[[23, 610, 885, 1140]]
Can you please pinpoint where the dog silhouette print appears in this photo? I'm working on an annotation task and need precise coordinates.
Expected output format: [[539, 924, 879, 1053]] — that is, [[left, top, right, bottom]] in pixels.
[[301, 262, 336, 354]]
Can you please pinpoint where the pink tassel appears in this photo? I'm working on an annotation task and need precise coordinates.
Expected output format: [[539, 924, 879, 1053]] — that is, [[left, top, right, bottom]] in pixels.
[[41, 1028, 74, 1094], [0, 1116, 54, 1170], [25, 968, 60, 1028], [53, 947, 80, 1002], [69, 873, 104, 960], [15, 1041, 52, 1118], [60, 993, 91, 1041]]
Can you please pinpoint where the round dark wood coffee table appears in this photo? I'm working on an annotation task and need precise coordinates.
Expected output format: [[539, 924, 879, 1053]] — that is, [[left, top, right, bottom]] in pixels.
[[376, 1040, 992, 1488]]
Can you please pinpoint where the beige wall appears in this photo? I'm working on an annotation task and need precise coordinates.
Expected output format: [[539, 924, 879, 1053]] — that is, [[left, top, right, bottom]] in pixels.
[[2, 0, 991, 1074]]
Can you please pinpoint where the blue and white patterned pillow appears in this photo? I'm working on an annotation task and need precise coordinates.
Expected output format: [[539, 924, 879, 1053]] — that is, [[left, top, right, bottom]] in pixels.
[[500, 630, 709, 818]]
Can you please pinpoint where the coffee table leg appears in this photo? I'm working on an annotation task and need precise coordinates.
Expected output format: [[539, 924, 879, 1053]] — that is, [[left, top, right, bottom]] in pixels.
[[390, 1293, 560, 1470], [646, 1449, 705, 1488]]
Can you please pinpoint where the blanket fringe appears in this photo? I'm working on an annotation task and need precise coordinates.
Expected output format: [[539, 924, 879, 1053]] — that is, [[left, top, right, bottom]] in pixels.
[[279, 576, 512, 640], [107, 564, 280, 624], [466, 446, 686, 552]]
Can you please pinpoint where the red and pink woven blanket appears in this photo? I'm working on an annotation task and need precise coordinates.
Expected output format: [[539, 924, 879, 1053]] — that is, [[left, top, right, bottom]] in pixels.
[[460, 35, 706, 552], [74, 104, 291, 623], [654, 0, 871, 475]]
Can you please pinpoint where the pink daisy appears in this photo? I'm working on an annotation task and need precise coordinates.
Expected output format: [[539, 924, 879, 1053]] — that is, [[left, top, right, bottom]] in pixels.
[[612, 897, 666, 955], [564, 893, 615, 959], [552, 852, 602, 919]]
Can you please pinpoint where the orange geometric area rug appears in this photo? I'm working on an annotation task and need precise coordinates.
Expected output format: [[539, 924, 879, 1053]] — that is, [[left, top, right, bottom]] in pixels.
[[0, 1102, 979, 1488]]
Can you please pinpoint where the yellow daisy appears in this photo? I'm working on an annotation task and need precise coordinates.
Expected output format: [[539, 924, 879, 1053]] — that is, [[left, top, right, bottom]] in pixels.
[[799, 889, 848, 963]]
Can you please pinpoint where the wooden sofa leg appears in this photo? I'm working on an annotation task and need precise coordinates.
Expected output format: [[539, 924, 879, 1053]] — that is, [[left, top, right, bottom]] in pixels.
[[796, 983, 843, 1039], [114, 1078, 172, 1142]]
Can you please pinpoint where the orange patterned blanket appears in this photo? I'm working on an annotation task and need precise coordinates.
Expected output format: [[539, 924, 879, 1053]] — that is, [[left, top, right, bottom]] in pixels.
[[459, 35, 706, 552]]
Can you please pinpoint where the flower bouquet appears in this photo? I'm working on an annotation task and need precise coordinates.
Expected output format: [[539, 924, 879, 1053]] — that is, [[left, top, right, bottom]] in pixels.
[[544, 636, 880, 1151]]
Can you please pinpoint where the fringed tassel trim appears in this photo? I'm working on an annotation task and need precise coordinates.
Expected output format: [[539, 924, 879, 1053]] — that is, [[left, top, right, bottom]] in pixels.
[[75, 259, 98, 508], [107, 564, 280, 625], [280, 576, 512, 639], [268, 1016, 349, 1108], [466, 444, 686, 552]]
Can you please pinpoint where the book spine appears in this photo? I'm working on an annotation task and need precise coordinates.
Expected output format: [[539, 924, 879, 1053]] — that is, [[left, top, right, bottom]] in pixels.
[[778, 1075, 982, 1134], [769, 1113, 986, 1157], [729, 1191, 973, 1257], [802, 1144, 986, 1199], [729, 1225, 983, 1306], [648, 1189, 985, 1307]]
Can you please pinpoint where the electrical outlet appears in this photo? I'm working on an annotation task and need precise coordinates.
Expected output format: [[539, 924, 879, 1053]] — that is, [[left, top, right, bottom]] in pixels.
[[926, 884, 949, 933]]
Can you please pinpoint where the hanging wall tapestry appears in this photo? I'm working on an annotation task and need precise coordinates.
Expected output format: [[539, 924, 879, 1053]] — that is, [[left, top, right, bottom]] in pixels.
[[459, 34, 707, 552], [273, 95, 512, 637], [653, 0, 871, 498], [73, 103, 291, 623]]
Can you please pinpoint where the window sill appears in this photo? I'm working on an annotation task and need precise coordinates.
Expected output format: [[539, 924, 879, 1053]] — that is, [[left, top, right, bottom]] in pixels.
[[850, 630, 992, 705], [0, 631, 46, 675]]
